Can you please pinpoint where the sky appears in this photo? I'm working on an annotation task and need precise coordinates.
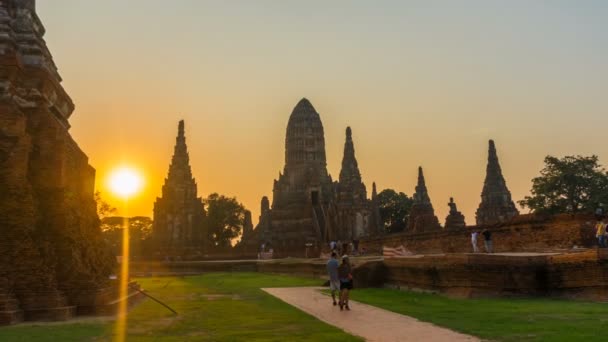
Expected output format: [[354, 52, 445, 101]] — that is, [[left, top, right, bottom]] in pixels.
[[37, 0, 608, 224]]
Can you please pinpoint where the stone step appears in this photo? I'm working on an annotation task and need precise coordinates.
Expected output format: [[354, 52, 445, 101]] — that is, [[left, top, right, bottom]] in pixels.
[[0, 310, 23, 325], [23, 306, 76, 322], [0, 298, 20, 311]]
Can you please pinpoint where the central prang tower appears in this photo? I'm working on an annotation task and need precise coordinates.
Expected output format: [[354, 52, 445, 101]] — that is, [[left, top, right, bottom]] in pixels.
[[246, 98, 381, 258], [263, 99, 335, 256], [272, 98, 334, 210]]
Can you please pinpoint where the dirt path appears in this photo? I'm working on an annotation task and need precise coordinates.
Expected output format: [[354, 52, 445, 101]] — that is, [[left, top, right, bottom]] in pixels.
[[262, 287, 479, 342]]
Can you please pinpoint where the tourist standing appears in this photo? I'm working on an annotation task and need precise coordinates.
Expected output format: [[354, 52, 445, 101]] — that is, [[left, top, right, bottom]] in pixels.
[[471, 231, 479, 253], [482, 229, 493, 253], [338, 255, 353, 311], [326, 252, 340, 306], [596, 204, 605, 221], [596, 219, 607, 248]]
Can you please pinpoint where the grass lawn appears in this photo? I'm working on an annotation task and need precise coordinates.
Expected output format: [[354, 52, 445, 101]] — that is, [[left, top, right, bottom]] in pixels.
[[0, 273, 361, 342], [350, 288, 608, 342]]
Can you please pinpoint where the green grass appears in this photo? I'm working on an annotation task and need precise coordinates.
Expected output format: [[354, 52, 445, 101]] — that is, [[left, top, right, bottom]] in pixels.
[[0, 273, 361, 342], [349, 288, 608, 342]]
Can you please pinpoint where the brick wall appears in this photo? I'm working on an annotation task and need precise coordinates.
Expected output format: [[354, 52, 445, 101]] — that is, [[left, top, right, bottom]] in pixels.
[[360, 214, 597, 255]]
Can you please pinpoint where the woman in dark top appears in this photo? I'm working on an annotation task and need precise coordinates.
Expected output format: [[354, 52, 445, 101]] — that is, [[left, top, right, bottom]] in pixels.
[[338, 255, 353, 310]]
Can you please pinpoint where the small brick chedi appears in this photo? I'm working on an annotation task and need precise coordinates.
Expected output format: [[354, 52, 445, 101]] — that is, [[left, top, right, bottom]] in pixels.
[[0, 0, 114, 324], [476, 139, 519, 226], [151, 120, 206, 255], [407, 167, 441, 233], [444, 197, 466, 230], [250, 99, 380, 257]]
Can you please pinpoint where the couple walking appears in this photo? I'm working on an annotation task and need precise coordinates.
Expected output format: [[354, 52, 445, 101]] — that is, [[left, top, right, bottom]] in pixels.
[[326, 252, 353, 311]]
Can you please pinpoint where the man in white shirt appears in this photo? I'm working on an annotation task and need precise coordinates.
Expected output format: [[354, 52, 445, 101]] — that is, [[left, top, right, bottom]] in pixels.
[[471, 231, 479, 253]]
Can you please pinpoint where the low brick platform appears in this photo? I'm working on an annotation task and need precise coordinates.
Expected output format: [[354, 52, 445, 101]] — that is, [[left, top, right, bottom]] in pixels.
[[382, 250, 608, 300], [131, 251, 608, 301]]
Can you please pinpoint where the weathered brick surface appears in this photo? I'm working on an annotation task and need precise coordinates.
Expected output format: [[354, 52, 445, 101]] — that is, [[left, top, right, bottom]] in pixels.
[[0, 1, 114, 324], [361, 214, 596, 255], [383, 250, 608, 300]]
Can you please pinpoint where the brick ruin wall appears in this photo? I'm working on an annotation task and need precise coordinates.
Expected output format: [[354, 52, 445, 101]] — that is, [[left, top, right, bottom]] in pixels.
[[360, 214, 597, 255], [130, 248, 608, 302], [378, 250, 608, 301]]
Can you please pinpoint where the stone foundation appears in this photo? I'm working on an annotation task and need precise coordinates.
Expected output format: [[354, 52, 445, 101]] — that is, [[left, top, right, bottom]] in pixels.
[[383, 250, 608, 300], [130, 248, 608, 302]]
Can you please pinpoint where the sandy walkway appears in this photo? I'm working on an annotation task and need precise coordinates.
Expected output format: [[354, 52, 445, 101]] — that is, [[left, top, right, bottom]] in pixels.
[[262, 287, 479, 342]]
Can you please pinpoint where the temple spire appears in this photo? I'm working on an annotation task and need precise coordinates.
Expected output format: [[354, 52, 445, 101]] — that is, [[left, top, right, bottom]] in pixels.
[[339, 126, 362, 184], [152, 120, 205, 250], [476, 139, 519, 225], [372, 182, 378, 200], [414, 167, 431, 205], [168, 120, 192, 180], [407, 167, 440, 232], [178, 119, 185, 137]]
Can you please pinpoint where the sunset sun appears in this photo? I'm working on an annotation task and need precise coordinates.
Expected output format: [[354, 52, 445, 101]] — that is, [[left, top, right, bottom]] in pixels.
[[108, 167, 144, 199]]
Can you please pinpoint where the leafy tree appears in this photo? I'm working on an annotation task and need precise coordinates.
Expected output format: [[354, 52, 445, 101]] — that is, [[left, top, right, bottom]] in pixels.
[[204, 193, 247, 248], [377, 189, 414, 233], [101, 216, 153, 257], [519, 155, 608, 214], [94, 191, 116, 219]]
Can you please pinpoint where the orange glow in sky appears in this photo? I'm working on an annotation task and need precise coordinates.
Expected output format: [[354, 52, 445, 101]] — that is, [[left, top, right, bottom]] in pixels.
[[37, 1, 608, 224]]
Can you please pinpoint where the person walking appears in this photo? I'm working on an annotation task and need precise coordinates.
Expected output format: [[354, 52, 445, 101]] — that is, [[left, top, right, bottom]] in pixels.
[[471, 231, 479, 253], [595, 219, 607, 248], [326, 252, 340, 306], [482, 229, 493, 253], [338, 255, 353, 311]]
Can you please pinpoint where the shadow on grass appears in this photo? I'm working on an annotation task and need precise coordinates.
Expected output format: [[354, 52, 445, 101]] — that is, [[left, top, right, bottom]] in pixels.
[[0, 273, 361, 342]]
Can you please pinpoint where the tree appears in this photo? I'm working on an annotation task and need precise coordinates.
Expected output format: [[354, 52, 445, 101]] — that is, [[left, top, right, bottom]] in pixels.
[[377, 189, 414, 233], [94, 191, 116, 219], [519, 155, 608, 214], [204, 193, 247, 248], [100, 216, 153, 257]]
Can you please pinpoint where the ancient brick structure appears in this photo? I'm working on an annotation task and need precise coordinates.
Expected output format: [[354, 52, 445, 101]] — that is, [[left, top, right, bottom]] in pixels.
[[476, 139, 519, 225], [361, 214, 596, 255], [444, 197, 466, 230], [251, 99, 379, 257], [331, 127, 378, 240], [407, 167, 441, 233], [370, 182, 383, 235], [151, 120, 205, 255], [0, 0, 114, 324]]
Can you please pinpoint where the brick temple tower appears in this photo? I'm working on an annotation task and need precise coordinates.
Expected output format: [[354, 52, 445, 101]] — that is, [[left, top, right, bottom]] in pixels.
[[152, 120, 206, 253], [407, 167, 441, 232], [249, 99, 381, 257], [476, 139, 519, 225], [257, 98, 335, 256], [333, 127, 376, 240]]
